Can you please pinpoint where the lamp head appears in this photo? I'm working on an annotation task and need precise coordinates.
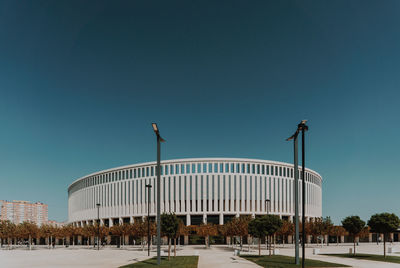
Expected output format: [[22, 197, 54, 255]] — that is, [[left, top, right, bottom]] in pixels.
[[298, 120, 309, 131], [152, 123, 159, 134], [96, 203, 100, 207]]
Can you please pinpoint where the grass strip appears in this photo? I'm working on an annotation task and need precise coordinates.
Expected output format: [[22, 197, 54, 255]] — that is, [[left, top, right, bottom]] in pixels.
[[242, 254, 350, 267], [324, 253, 400, 264], [120, 256, 199, 268]]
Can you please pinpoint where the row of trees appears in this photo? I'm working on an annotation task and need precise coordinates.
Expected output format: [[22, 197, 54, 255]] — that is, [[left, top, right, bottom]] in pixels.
[[0, 219, 158, 250], [1, 212, 399, 258], [342, 213, 400, 258]]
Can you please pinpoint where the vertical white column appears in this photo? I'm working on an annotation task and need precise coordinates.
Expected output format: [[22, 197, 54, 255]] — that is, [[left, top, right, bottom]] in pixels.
[[197, 175, 201, 213], [246, 176, 250, 212], [252, 176, 256, 213], [283, 179, 286, 214], [208, 175, 212, 213], [229, 175, 233, 212], [219, 176, 223, 212], [180, 176, 184, 213], [166, 177, 170, 213], [174, 176, 178, 213], [186, 176, 190, 215], [202, 175, 206, 214], [261, 177, 265, 213], [240, 176, 244, 212]]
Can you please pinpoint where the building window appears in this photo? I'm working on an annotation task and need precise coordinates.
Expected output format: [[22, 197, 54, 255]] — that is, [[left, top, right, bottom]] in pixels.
[[186, 164, 190, 174], [197, 163, 201, 174], [215, 163, 218, 173], [208, 163, 212, 173]]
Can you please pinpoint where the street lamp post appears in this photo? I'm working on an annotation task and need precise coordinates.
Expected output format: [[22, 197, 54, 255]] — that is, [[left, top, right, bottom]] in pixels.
[[299, 120, 308, 268], [287, 130, 300, 265], [287, 120, 308, 268], [152, 123, 165, 266], [146, 184, 152, 257], [265, 199, 270, 251], [96, 203, 100, 251]]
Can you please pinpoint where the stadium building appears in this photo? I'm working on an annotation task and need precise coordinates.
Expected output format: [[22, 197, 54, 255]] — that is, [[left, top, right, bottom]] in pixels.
[[68, 158, 322, 233]]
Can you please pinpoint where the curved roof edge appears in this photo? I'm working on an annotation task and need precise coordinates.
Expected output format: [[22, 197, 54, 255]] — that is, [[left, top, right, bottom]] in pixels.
[[68, 157, 322, 189]]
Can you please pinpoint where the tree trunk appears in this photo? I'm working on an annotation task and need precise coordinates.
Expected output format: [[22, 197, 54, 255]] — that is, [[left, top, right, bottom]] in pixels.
[[384, 234, 386, 258], [174, 238, 176, 257], [168, 237, 171, 261], [29, 235, 32, 250], [337, 236, 339, 246], [258, 238, 261, 256], [353, 236, 356, 256], [269, 236, 272, 256]]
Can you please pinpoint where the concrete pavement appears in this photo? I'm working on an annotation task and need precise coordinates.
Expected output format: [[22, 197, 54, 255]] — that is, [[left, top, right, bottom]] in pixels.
[[1, 243, 400, 267]]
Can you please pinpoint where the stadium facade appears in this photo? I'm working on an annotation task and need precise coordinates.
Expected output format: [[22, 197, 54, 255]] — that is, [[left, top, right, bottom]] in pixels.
[[68, 158, 322, 228]]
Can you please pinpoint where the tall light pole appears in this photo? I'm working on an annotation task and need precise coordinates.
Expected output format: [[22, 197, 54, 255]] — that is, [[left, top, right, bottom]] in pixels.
[[287, 130, 300, 265], [299, 120, 308, 268], [265, 199, 271, 252], [152, 123, 165, 265], [288, 120, 308, 268], [146, 184, 152, 257], [96, 203, 100, 251]]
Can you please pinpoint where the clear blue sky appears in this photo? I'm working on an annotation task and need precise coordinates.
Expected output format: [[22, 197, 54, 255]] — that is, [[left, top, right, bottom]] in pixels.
[[0, 1, 399, 224]]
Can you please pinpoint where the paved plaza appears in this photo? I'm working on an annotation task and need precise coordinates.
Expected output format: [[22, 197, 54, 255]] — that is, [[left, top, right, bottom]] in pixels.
[[1, 243, 400, 268]]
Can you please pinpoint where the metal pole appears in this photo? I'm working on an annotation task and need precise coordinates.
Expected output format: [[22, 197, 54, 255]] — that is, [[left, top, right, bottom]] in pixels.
[[156, 135, 161, 265], [294, 135, 300, 265], [147, 185, 151, 256], [265, 200, 270, 252], [97, 205, 100, 251], [301, 127, 306, 268]]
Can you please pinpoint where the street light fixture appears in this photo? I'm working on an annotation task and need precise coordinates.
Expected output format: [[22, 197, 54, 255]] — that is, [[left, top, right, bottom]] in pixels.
[[265, 199, 271, 252], [287, 130, 300, 265], [96, 203, 100, 251], [152, 123, 165, 265], [146, 184, 152, 257], [287, 120, 308, 268], [298, 120, 308, 268]]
